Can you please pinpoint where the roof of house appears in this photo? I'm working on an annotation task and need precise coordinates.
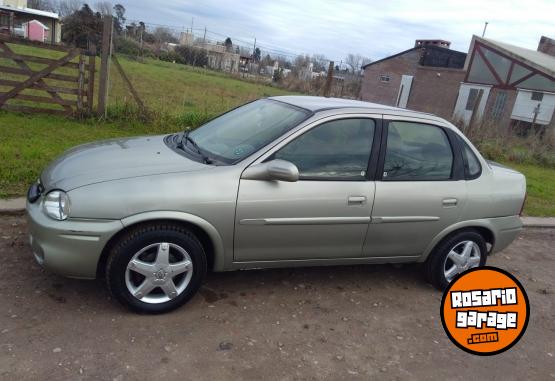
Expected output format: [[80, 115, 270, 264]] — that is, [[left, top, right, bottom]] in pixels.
[[361, 46, 419, 69], [0, 5, 59, 20], [476, 36, 555, 78], [361, 44, 466, 70]]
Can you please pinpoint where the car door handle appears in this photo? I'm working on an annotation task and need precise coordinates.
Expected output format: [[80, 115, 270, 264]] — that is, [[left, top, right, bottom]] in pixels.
[[348, 196, 367, 205], [442, 198, 458, 207]]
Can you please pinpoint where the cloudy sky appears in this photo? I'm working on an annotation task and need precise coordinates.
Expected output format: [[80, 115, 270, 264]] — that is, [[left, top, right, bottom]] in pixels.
[[116, 0, 555, 63]]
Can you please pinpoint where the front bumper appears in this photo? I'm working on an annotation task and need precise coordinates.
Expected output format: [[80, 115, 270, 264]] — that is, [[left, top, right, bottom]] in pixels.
[[26, 199, 123, 279]]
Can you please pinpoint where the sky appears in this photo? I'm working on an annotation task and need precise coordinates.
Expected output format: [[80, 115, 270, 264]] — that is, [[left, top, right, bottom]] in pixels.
[[116, 0, 555, 64]]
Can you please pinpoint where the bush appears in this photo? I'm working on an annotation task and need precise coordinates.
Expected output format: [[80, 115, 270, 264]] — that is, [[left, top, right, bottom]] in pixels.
[[114, 37, 142, 56], [159, 50, 181, 63], [174, 46, 208, 67], [452, 117, 555, 169]]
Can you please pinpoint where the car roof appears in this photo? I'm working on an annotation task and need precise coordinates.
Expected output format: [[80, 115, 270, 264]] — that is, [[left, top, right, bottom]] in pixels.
[[270, 95, 430, 115]]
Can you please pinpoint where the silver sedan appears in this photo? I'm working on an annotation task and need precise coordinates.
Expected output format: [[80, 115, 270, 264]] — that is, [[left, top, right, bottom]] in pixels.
[[26, 96, 526, 313]]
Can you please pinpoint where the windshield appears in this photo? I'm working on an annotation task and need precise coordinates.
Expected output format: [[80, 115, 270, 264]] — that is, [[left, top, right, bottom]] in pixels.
[[188, 99, 310, 164]]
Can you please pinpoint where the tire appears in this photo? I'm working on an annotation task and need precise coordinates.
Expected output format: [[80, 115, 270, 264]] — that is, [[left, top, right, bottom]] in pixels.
[[424, 230, 487, 290], [106, 222, 207, 313]]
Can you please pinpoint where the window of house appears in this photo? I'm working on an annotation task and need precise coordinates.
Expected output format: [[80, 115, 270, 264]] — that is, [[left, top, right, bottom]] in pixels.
[[274, 118, 375, 180], [531, 91, 544, 101], [0, 14, 9, 27], [465, 88, 480, 111], [491, 91, 507, 121], [380, 75, 390, 83], [383, 122, 453, 181]]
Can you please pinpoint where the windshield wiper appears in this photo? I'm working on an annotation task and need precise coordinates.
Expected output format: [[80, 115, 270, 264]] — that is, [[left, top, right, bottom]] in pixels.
[[179, 131, 213, 164]]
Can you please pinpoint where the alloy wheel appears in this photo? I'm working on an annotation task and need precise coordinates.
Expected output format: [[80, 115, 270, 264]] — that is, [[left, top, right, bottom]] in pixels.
[[125, 242, 193, 304], [443, 240, 481, 283]]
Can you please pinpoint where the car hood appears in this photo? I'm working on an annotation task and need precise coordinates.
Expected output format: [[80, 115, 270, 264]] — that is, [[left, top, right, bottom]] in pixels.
[[42, 135, 209, 191]]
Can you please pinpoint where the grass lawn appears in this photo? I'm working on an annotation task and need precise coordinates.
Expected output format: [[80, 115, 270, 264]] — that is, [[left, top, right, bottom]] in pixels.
[[504, 162, 555, 217]]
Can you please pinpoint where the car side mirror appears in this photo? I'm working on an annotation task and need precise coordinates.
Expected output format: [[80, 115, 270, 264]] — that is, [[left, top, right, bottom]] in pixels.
[[241, 159, 299, 182]]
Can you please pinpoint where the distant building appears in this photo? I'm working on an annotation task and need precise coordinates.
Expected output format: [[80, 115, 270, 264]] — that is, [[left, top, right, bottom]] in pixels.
[[179, 31, 240, 73], [0, 0, 60, 43], [360, 39, 467, 119]]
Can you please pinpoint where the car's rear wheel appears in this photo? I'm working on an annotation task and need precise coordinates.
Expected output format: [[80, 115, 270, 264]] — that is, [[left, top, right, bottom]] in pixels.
[[106, 222, 207, 313], [425, 230, 487, 290]]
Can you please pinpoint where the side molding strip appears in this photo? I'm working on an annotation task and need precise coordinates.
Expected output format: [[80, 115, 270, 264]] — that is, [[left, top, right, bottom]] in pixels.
[[240, 216, 372, 225], [371, 216, 440, 223]]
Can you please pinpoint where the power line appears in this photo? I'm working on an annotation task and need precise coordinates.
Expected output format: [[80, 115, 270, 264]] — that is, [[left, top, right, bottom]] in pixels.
[[126, 19, 344, 65]]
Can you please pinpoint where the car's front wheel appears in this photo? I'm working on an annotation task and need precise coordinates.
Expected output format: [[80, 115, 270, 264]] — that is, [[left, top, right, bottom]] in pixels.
[[106, 222, 207, 313], [425, 230, 487, 290]]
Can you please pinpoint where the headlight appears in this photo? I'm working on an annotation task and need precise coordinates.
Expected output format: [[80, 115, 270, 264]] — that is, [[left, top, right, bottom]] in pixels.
[[43, 190, 70, 220]]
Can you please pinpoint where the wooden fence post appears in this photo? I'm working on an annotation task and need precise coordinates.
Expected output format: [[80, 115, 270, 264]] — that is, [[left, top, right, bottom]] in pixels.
[[77, 53, 85, 113], [87, 44, 96, 114], [323, 61, 334, 97], [97, 16, 113, 117]]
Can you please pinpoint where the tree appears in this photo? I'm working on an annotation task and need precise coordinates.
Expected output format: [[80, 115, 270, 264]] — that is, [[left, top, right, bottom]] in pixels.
[[224, 37, 233, 52], [273, 67, 284, 83], [292, 54, 311, 78], [28, 0, 55, 11], [61, 4, 103, 49], [312, 54, 328, 72], [55, 0, 81, 17], [252, 47, 261, 62], [153, 27, 177, 44], [95, 1, 112, 15], [345, 53, 371, 74], [113, 4, 126, 34]]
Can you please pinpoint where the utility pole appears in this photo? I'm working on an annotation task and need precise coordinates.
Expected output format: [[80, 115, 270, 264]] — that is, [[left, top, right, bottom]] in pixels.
[[482, 21, 489, 37], [203, 27, 206, 44]]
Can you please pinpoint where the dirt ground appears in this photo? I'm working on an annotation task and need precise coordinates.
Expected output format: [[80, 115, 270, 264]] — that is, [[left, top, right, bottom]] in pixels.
[[0, 215, 554, 381]]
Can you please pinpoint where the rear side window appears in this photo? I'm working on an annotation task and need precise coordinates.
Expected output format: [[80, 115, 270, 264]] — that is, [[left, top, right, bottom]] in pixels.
[[462, 141, 482, 179], [383, 121, 453, 181], [274, 118, 375, 180]]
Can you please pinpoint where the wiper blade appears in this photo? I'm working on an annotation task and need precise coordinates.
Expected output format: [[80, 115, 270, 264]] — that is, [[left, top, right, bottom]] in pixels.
[[180, 131, 213, 164]]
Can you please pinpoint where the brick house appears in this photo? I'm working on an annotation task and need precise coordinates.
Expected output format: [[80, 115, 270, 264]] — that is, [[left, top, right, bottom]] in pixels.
[[359, 39, 467, 119], [360, 36, 555, 132]]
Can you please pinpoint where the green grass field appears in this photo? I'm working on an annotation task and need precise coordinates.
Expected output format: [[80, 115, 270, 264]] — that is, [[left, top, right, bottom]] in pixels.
[[0, 45, 553, 216]]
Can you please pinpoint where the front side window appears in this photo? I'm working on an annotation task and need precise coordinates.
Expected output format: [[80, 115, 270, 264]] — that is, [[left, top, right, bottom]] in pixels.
[[189, 99, 310, 164], [383, 121, 453, 181], [274, 118, 375, 180]]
